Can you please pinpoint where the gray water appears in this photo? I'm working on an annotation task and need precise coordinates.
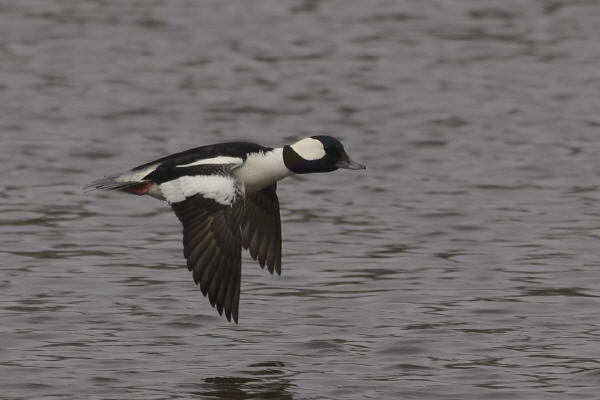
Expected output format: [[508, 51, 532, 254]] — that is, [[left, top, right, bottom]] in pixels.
[[2, 0, 600, 398]]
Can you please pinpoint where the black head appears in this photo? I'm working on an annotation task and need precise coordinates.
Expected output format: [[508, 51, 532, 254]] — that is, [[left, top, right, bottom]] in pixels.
[[283, 135, 366, 174]]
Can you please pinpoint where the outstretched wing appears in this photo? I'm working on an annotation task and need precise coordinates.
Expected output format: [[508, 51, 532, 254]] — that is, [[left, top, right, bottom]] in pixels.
[[242, 183, 282, 275], [157, 164, 245, 323]]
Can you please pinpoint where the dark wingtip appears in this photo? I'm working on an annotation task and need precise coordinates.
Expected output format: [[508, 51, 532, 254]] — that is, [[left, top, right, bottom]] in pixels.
[[265, 258, 281, 275], [199, 283, 209, 297]]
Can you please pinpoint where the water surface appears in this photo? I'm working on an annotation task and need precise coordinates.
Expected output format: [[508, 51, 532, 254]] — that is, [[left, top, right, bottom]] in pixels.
[[2, 0, 600, 399]]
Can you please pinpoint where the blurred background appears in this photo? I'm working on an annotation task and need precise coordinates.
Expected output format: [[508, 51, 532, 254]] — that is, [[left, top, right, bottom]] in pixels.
[[2, 0, 600, 399]]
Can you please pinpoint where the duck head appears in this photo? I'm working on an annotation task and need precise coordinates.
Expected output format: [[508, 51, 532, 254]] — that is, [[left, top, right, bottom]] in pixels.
[[283, 136, 366, 174]]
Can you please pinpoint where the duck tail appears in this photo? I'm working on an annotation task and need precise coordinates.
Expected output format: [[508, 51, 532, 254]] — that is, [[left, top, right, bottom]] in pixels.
[[84, 174, 154, 196]]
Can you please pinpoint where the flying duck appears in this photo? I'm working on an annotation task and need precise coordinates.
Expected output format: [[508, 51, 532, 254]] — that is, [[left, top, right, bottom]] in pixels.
[[87, 136, 365, 322]]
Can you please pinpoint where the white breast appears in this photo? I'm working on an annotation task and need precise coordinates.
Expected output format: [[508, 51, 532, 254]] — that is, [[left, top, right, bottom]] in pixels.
[[233, 148, 293, 194]]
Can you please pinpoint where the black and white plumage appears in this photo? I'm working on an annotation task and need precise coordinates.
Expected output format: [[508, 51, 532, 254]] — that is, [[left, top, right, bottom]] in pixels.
[[87, 136, 365, 323]]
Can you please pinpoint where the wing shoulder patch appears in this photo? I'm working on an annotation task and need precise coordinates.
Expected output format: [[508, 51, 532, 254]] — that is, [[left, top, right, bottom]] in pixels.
[[160, 173, 243, 205]]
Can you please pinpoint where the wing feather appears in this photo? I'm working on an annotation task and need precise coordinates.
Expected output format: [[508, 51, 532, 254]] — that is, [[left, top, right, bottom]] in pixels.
[[242, 184, 282, 275], [168, 165, 245, 323]]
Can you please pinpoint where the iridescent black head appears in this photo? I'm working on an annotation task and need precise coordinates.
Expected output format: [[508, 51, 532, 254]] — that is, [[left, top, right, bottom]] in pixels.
[[283, 136, 366, 174]]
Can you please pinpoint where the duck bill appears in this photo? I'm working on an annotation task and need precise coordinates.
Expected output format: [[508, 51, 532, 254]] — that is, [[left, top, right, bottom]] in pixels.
[[336, 158, 366, 170]]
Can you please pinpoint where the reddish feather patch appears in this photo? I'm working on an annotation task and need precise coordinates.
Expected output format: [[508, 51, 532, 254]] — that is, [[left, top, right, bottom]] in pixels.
[[120, 182, 155, 196]]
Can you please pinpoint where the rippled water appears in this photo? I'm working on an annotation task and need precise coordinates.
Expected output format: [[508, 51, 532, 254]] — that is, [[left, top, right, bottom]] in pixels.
[[3, 0, 600, 398]]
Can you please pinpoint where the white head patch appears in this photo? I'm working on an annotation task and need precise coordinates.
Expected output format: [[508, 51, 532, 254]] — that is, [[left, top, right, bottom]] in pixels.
[[290, 138, 326, 161]]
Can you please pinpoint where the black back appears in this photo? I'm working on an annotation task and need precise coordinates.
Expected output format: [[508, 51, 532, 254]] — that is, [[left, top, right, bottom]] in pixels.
[[133, 142, 272, 182], [133, 142, 272, 172]]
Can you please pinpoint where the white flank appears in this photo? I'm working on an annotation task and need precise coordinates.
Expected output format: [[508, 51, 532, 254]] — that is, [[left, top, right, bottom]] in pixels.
[[159, 175, 240, 205], [176, 156, 243, 168], [233, 148, 293, 194], [290, 137, 326, 160]]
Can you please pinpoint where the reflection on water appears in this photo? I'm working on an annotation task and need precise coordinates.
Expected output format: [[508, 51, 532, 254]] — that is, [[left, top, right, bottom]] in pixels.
[[196, 362, 294, 400], [2, 0, 600, 399]]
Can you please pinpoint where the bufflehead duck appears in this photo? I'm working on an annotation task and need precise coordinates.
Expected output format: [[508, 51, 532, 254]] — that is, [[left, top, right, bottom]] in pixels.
[[87, 136, 365, 322]]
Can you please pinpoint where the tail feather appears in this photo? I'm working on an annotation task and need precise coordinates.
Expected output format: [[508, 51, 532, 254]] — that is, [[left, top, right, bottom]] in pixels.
[[84, 174, 126, 191], [84, 175, 153, 196]]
